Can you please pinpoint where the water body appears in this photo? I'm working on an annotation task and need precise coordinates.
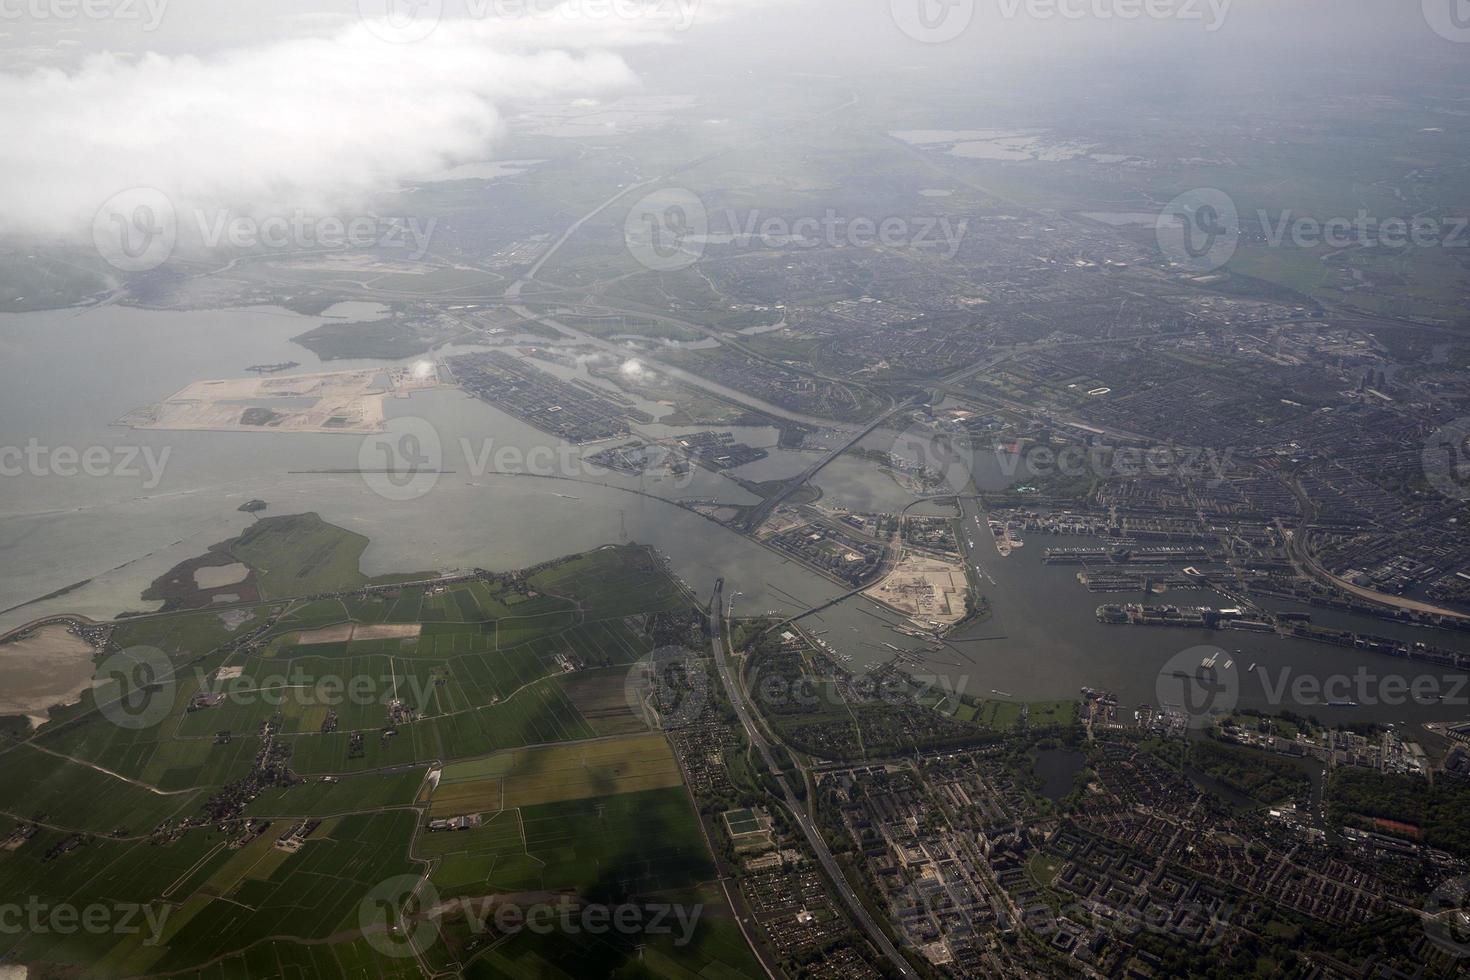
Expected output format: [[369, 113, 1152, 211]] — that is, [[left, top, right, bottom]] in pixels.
[[941, 523, 1470, 727], [0, 306, 876, 658], [194, 563, 249, 589], [1, 305, 1466, 733], [1034, 748, 1086, 802], [813, 456, 922, 513]]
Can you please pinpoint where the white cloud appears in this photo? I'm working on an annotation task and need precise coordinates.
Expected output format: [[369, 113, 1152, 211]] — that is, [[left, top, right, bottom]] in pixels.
[[0, 4, 777, 242]]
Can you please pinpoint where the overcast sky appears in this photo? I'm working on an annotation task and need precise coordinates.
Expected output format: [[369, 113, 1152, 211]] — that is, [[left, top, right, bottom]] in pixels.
[[1, 0, 1465, 244]]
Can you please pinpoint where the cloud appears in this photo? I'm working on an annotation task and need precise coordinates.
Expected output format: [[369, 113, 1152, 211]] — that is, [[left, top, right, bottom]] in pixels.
[[0, 4, 770, 243]]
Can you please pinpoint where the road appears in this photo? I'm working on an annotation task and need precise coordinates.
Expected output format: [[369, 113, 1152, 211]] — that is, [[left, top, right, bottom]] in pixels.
[[707, 579, 918, 979], [736, 348, 1018, 534], [506, 303, 851, 429], [506, 144, 732, 300], [1281, 524, 1470, 621], [736, 398, 915, 532]]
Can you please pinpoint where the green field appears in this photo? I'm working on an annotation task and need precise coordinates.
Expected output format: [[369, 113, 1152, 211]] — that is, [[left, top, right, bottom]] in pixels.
[[228, 513, 373, 598], [0, 527, 720, 978], [424, 785, 761, 979], [430, 732, 683, 816]]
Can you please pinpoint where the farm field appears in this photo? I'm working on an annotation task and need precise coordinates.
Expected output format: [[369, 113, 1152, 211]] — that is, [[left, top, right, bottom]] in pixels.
[[420, 784, 758, 979], [0, 524, 733, 978], [429, 732, 684, 817]]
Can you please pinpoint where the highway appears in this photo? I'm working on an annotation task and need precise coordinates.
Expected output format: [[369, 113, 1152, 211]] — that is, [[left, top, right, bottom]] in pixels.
[[735, 399, 915, 532], [707, 579, 918, 979], [737, 349, 1007, 534]]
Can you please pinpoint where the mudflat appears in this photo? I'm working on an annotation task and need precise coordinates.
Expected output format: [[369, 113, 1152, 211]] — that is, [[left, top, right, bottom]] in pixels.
[[0, 624, 98, 727]]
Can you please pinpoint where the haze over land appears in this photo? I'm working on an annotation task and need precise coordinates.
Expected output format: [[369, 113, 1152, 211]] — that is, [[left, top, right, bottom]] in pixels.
[[2, 1, 1470, 978]]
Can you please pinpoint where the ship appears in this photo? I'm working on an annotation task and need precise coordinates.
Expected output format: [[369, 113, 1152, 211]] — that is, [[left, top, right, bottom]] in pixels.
[[246, 361, 300, 374], [1327, 700, 1359, 707]]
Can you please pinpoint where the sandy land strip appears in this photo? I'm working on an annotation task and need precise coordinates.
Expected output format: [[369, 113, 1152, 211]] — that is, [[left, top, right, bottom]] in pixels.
[[117, 367, 444, 436], [0, 624, 99, 725]]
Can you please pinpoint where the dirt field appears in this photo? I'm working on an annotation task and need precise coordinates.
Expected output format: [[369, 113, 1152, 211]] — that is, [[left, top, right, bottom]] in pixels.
[[117, 368, 443, 435], [864, 552, 969, 627], [291, 623, 422, 645]]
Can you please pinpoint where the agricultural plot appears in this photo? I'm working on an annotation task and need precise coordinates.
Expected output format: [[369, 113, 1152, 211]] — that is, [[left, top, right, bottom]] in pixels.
[[282, 676, 595, 774], [518, 786, 712, 899], [110, 606, 274, 663], [268, 598, 353, 637], [491, 609, 583, 649], [169, 603, 664, 770], [424, 784, 715, 905], [31, 655, 257, 787], [247, 769, 429, 818], [429, 733, 683, 817], [289, 623, 422, 647], [0, 744, 200, 834], [466, 580, 575, 620], [529, 545, 690, 618], [386, 586, 425, 623], [174, 651, 435, 738], [0, 529, 714, 978], [340, 592, 394, 624], [558, 668, 648, 736], [136, 936, 429, 980], [0, 827, 240, 971], [420, 810, 540, 893], [463, 882, 762, 980], [145, 810, 420, 974]]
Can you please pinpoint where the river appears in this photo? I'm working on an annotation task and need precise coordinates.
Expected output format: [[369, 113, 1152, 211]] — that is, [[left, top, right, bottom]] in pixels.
[[1, 303, 1467, 732]]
